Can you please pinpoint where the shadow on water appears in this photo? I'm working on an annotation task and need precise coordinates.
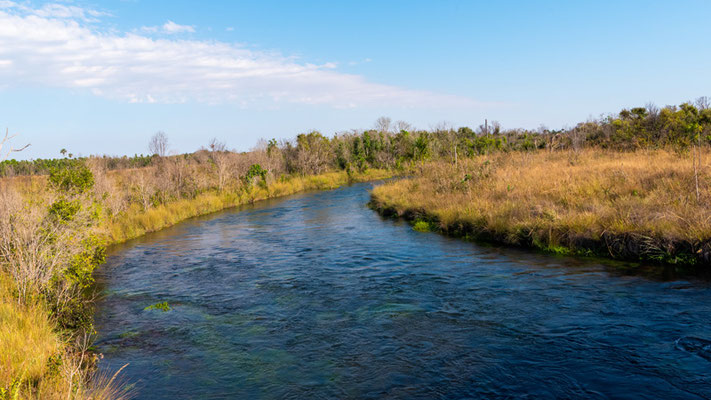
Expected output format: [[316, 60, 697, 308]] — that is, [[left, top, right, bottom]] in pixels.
[[95, 182, 711, 399]]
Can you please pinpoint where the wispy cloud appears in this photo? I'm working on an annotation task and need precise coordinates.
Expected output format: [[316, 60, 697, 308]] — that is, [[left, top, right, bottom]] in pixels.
[[0, 1, 109, 21], [0, 1, 481, 108], [141, 20, 195, 34]]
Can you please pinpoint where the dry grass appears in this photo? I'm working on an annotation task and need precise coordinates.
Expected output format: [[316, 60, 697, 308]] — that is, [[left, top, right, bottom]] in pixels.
[[105, 168, 391, 243], [0, 273, 61, 390], [371, 149, 711, 265], [0, 272, 134, 399]]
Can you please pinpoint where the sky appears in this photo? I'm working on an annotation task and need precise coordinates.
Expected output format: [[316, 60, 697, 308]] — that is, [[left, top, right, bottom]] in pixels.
[[1, 0, 710, 159]]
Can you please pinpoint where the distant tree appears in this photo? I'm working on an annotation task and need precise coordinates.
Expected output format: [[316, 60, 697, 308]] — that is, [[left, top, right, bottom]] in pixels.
[[267, 138, 278, 157], [294, 131, 331, 174], [394, 120, 412, 134], [645, 102, 660, 119], [375, 116, 392, 133], [208, 138, 230, 191], [149, 131, 169, 157], [0, 128, 30, 161], [60, 148, 67, 157]]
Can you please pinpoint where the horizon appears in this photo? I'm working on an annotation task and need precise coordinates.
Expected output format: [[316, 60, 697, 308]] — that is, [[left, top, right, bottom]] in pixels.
[[1, 0, 710, 159]]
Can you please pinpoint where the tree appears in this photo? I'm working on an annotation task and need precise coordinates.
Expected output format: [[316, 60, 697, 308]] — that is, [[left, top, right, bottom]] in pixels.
[[267, 138, 278, 157], [0, 128, 30, 161], [375, 116, 392, 133], [394, 120, 413, 134], [208, 138, 230, 191], [149, 131, 169, 157], [294, 131, 331, 174]]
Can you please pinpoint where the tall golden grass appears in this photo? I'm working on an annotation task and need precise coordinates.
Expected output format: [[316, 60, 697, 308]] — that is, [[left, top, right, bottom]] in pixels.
[[371, 149, 711, 265], [105, 169, 391, 243], [0, 273, 60, 391]]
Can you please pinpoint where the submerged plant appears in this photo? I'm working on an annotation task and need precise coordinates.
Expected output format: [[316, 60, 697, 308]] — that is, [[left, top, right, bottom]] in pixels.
[[144, 302, 171, 312]]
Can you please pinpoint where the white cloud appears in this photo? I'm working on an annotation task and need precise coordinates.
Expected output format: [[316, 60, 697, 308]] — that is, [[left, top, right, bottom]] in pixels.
[[162, 20, 194, 33], [141, 20, 195, 34], [0, 2, 480, 108], [0, 1, 108, 21]]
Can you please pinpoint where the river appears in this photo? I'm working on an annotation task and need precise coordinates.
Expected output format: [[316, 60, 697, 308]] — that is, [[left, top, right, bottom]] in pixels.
[[95, 182, 711, 399]]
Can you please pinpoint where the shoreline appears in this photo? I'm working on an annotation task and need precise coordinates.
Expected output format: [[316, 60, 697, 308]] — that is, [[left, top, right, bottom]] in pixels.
[[103, 169, 393, 245], [368, 195, 710, 272], [368, 151, 711, 272]]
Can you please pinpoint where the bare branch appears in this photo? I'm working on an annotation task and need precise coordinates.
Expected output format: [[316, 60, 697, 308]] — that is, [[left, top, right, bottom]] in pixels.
[[1, 128, 31, 161]]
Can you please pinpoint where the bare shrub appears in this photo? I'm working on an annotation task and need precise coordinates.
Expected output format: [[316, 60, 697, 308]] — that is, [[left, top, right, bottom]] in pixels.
[[0, 182, 98, 303], [133, 168, 156, 210]]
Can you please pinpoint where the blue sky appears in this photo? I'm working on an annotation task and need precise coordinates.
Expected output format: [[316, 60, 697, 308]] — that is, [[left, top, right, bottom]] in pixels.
[[1, 0, 710, 159]]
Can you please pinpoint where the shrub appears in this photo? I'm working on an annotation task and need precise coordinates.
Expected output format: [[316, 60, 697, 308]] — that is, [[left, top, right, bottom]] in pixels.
[[243, 164, 267, 186], [48, 163, 94, 194], [48, 199, 81, 222]]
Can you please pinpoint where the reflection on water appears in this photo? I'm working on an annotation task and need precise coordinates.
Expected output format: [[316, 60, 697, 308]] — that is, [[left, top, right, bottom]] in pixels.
[[95, 182, 711, 399]]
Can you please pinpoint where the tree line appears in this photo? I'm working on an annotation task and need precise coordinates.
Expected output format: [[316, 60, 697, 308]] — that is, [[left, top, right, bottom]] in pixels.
[[2, 97, 710, 179]]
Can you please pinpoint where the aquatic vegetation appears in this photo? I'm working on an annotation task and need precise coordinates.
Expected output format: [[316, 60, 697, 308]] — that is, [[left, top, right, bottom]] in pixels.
[[144, 302, 171, 312], [412, 220, 432, 232]]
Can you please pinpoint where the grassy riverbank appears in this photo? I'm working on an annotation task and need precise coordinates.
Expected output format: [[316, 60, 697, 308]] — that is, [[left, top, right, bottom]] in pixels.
[[0, 167, 390, 398], [105, 169, 391, 243], [370, 149, 711, 268]]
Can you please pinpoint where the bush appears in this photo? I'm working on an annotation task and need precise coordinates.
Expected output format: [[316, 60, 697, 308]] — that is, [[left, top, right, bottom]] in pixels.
[[48, 199, 81, 222], [48, 163, 94, 193], [243, 164, 267, 186]]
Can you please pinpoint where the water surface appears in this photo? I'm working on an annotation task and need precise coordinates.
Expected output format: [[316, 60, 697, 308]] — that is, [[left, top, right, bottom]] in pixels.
[[95, 182, 711, 399]]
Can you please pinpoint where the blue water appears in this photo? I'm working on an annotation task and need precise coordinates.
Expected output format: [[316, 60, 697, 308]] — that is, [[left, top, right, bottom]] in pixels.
[[95, 182, 711, 399]]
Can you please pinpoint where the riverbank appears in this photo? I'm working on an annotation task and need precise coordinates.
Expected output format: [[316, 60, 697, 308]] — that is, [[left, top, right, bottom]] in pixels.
[[105, 169, 392, 243], [0, 167, 391, 398], [370, 149, 711, 268]]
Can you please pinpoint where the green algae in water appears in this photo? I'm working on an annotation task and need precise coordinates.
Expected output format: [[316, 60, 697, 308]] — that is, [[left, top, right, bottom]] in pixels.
[[144, 301, 171, 312], [119, 330, 140, 339], [412, 220, 432, 232]]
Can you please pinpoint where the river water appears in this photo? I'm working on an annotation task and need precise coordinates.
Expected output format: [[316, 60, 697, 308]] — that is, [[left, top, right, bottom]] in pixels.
[[95, 182, 711, 399]]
